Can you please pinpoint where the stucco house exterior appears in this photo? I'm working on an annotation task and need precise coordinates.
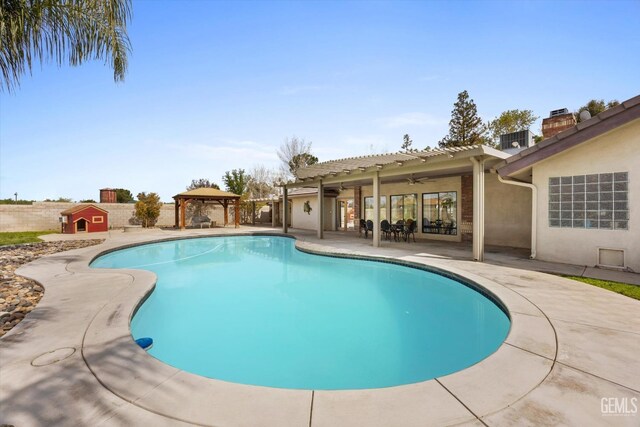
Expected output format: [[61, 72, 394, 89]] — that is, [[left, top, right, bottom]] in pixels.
[[278, 94, 639, 271], [497, 94, 639, 271], [279, 145, 532, 262]]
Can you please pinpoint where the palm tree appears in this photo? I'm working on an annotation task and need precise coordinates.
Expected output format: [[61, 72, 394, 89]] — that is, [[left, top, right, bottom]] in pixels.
[[0, 0, 132, 91]]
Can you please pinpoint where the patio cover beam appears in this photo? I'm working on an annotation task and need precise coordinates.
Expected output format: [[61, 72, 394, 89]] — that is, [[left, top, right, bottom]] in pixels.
[[373, 172, 380, 248], [471, 156, 485, 261], [282, 187, 289, 233], [287, 146, 506, 189], [317, 180, 324, 239]]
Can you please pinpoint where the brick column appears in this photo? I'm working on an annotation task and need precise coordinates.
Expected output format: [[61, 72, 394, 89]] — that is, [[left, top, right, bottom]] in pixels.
[[461, 175, 473, 242], [353, 186, 362, 231]]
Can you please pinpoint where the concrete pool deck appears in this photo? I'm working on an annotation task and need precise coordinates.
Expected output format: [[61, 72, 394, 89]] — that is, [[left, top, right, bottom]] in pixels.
[[1, 227, 639, 426]]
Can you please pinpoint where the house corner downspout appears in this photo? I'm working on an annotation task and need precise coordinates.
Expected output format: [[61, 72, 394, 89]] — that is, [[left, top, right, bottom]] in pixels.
[[495, 172, 537, 259]]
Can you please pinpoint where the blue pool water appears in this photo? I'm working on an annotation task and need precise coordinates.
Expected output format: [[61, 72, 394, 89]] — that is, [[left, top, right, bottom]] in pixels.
[[91, 235, 510, 390]]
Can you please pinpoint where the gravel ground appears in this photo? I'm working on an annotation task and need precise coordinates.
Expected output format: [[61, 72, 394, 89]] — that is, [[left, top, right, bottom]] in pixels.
[[0, 240, 104, 337]]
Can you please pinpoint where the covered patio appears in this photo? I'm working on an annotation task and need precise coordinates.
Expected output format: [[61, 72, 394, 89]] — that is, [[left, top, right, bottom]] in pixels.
[[280, 145, 530, 262], [173, 188, 241, 229]]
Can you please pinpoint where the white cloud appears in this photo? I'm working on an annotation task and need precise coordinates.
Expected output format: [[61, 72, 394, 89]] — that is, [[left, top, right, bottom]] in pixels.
[[379, 112, 446, 129]]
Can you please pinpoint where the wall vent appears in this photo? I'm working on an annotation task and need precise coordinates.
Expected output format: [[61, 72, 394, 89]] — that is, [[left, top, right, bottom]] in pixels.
[[597, 248, 625, 269]]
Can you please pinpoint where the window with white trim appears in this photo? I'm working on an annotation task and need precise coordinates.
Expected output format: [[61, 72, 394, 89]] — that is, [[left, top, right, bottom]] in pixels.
[[548, 172, 628, 230]]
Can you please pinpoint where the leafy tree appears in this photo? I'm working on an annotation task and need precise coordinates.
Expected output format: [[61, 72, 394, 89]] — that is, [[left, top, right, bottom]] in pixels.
[[134, 192, 162, 227], [575, 99, 620, 122], [487, 109, 539, 145], [0, 198, 33, 205], [401, 134, 413, 151], [115, 188, 135, 203], [277, 136, 318, 178], [187, 179, 220, 191], [222, 169, 249, 196], [186, 178, 220, 218], [289, 153, 318, 176], [79, 199, 96, 203], [44, 197, 73, 202], [439, 90, 487, 148], [0, 0, 132, 92]]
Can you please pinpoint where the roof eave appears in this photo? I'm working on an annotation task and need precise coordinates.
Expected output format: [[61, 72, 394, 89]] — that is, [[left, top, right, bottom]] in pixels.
[[497, 95, 640, 177]]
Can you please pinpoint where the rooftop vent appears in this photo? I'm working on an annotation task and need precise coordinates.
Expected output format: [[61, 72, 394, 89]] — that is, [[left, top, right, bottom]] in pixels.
[[549, 108, 569, 117]]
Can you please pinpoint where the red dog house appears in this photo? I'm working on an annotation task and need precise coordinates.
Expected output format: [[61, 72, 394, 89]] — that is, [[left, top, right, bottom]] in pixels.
[[60, 204, 109, 234]]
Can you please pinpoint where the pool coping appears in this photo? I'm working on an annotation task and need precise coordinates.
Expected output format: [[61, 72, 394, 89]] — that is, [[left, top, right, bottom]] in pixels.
[[12, 230, 559, 426]]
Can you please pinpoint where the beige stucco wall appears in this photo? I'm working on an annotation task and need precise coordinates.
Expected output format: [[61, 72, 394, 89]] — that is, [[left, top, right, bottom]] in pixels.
[[290, 196, 336, 231], [283, 173, 531, 247], [532, 119, 640, 271], [485, 173, 532, 248], [0, 202, 226, 232], [361, 177, 463, 242], [357, 176, 531, 247]]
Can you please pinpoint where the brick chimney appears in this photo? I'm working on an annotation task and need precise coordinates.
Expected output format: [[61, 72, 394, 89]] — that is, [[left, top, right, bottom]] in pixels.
[[541, 108, 576, 139]]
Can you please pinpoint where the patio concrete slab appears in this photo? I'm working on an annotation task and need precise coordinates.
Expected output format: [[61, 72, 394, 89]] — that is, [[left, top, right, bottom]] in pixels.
[[96, 402, 195, 426], [134, 370, 312, 427], [0, 345, 127, 426], [2, 226, 639, 426], [437, 343, 553, 417], [312, 380, 476, 427], [482, 363, 640, 426], [552, 320, 640, 391], [504, 312, 556, 360]]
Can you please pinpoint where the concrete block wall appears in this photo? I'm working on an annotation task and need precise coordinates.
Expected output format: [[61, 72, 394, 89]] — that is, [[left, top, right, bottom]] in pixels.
[[0, 202, 226, 232]]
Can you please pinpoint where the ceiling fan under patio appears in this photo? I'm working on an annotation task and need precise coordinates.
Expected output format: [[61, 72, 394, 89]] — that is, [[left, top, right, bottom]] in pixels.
[[406, 174, 437, 185]]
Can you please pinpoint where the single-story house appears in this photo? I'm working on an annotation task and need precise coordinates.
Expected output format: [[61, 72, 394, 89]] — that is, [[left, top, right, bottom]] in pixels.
[[60, 204, 109, 234], [496, 94, 639, 271], [278, 94, 639, 271]]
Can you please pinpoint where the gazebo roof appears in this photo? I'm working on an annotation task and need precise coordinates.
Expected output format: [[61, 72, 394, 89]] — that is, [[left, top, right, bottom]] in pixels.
[[173, 188, 241, 200]]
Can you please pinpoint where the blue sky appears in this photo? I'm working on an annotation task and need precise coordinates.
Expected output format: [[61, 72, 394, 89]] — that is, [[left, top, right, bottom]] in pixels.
[[1, 0, 638, 202]]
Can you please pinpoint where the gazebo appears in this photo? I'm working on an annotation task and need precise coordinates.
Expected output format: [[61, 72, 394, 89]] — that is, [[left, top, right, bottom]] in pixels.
[[173, 188, 242, 229]]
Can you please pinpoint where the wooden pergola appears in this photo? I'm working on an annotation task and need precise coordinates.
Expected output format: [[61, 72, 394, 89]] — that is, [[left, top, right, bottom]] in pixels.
[[173, 188, 241, 229]]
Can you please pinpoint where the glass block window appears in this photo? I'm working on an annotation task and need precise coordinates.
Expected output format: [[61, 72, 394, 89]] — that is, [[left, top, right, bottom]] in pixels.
[[548, 172, 628, 230]]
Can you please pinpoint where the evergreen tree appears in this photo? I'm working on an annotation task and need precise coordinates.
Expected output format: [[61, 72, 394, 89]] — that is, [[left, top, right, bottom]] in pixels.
[[401, 134, 413, 151], [187, 179, 220, 191], [439, 90, 487, 148], [115, 188, 135, 203]]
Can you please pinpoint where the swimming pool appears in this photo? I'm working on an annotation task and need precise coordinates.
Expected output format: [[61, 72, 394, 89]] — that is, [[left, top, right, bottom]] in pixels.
[[91, 235, 510, 390]]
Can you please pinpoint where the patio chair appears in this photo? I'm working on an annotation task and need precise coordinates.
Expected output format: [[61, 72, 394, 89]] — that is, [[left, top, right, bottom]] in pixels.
[[445, 220, 456, 235], [366, 220, 374, 238], [404, 219, 417, 243], [380, 220, 392, 241], [359, 219, 367, 238]]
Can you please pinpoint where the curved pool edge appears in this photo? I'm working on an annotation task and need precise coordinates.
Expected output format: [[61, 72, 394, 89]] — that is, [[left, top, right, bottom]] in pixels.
[[23, 230, 558, 426]]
